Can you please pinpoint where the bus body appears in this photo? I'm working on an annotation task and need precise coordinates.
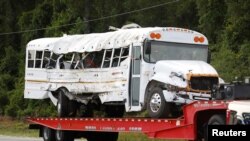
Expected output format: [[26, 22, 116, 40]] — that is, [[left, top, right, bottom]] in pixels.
[[25, 26, 219, 118]]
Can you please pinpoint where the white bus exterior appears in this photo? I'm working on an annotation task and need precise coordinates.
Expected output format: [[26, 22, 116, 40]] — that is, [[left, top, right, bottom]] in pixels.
[[25, 26, 219, 118]]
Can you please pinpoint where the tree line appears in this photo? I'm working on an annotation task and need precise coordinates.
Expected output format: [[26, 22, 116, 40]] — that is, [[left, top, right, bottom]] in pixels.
[[0, 0, 249, 118]]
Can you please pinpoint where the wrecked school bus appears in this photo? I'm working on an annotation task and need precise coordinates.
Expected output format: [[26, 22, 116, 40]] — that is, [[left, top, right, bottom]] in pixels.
[[24, 24, 220, 118]]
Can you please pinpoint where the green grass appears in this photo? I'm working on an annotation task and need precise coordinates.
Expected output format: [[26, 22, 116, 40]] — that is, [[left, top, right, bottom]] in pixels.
[[0, 117, 183, 141], [118, 133, 174, 141], [0, 117, 38, 137]]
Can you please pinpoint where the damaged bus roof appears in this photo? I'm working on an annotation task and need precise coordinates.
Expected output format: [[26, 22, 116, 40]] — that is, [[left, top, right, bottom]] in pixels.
[[26, 27, 206, 54]]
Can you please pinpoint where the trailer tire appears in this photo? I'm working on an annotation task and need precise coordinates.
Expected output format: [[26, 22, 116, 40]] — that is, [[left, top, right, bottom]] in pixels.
[[208, 114, 226, 125], [43, 127, 55, 141], [55, 130, 73, 141], [203, 114, 226, 141], [147, 87, 171, 118]]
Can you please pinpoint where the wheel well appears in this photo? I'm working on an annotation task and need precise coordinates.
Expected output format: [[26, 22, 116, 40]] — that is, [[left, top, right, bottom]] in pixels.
[[195, 109, 226, 140], [143, 80, 165, 110], [52, 87, 69, 98]]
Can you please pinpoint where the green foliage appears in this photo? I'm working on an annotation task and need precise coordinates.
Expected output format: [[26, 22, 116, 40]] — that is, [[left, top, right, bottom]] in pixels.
[[0, 46, 19, 76], [0, 0, 250, 118], [196, 0, 226, 44], [224, 0, 250, 52]]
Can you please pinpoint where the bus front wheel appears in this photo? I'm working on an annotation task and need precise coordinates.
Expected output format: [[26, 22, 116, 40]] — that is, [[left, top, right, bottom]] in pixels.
[[147, 87, 171, 118]]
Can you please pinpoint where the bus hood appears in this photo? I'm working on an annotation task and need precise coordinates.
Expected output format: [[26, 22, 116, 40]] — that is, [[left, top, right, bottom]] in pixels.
[[151, 60, 218, 88]]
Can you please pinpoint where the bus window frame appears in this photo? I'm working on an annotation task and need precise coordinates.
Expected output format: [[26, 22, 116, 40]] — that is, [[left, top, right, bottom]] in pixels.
[[142, 40, 209, 64]]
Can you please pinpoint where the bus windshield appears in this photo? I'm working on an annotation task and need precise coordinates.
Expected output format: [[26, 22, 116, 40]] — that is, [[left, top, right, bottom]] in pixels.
[[143, 41, 208, 63]]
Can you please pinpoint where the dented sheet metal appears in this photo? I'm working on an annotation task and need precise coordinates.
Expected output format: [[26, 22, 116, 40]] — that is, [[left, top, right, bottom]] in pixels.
[[27, 28, 161, 54]]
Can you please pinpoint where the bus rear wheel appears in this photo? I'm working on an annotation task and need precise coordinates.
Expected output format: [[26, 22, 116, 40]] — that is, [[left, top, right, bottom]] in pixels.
[[57, 88, 77, 117], [147, 87, 171, 118]]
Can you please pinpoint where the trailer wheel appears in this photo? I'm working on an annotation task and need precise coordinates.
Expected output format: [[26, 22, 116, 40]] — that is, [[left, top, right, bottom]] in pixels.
[[43, 127, 55, 141], [55, 130, 73, 141], [147, 87, 171, 118], [208, 114, 226, 125], [203, 114, 226, 141]]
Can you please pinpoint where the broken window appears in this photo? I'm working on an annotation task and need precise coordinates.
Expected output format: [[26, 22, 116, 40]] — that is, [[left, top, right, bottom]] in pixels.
[[83, 51, 103, 68], [112, 48, 121, 67], [92, 50, 104, 68], [42, 50, 51, 68], [100, 47, 129, 68], [62, 53, 74, 69], [102, 49, 113, 68], [46, 53, 59, 69], [119, 47, 129, 66], [28, 50, 35, 68], [71, 53, 82, 69]]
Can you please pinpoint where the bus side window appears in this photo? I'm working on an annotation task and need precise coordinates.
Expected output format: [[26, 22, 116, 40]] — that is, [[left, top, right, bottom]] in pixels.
[[28, 50, 35, 68], [42, 51, 51, 68], [35, 51, 43, 68], [47, 53, 58, 69], [93, 50, 104, 68], [119, 47, 129, 65], [84, 51, 103, 68], [112, 48, 121, 67], [102, 49, 112, 68], [63, 53, 74, 69]]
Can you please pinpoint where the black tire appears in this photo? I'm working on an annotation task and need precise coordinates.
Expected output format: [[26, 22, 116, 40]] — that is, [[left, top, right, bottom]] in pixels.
[[147, 87, 171, 118], [203, 114, 226, 141], [57, 89, 77, 117], [57, 89, 69, 117], [43, 127, 55, 141], [105, 105, 125, 117], [208, 114, 226, 125], [55, 130, 74, 141]]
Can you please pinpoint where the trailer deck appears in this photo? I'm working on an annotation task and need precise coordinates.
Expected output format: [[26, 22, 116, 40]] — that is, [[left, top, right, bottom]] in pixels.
[[27, 100, 229, 141]]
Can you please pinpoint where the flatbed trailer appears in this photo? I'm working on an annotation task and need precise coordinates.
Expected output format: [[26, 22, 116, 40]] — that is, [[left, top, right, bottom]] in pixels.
[[27, 100, 230, 141]]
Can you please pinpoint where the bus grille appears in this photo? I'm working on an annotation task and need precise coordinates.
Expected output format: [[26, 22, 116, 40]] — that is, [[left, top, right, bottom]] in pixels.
[[190, 77, 218, 91]]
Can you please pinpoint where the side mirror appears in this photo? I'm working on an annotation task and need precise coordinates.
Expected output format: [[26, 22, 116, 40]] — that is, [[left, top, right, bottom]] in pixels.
[[145, 40, 151, 55], [207, 50, 211, 63]]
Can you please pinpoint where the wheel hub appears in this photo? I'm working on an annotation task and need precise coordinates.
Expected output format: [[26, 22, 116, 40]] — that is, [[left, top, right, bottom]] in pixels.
[[150, 93, 161, 112]]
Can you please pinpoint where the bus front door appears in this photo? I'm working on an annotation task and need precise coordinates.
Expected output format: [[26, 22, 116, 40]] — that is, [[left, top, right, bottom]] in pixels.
[[130, 46, 141, 108]]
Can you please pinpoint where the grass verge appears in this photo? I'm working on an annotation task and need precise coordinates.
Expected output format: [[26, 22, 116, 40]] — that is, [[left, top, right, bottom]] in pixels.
[[0, 117, 38, 137]]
